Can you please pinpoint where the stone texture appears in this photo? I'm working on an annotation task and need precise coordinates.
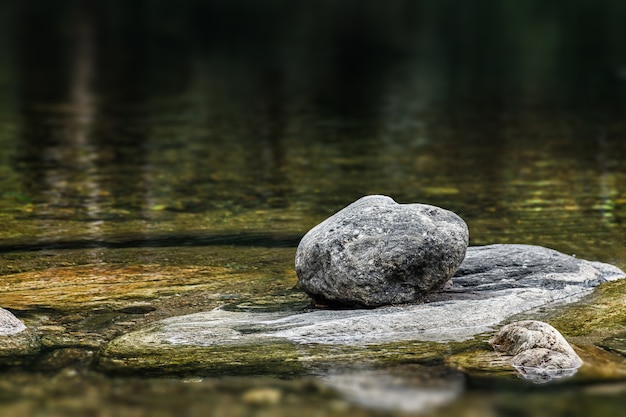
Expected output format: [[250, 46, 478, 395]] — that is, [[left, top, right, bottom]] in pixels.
[[97, 315, 304, 376], [98, 244, 624, 374], [0, 332, 40, 365], [490, 320, 583, 383], [452, 244, 624, 290], [0, 307, 26, 336], [490, 320, 581, 357], [0, 308, 40, 363], [296, 195, 469, 307]]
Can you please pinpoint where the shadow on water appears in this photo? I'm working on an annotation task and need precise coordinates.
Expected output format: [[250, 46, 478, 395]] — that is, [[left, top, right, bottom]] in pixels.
[[0, 232, 302, 253]]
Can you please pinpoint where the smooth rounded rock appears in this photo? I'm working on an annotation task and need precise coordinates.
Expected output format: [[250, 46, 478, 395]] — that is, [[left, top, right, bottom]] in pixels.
[[490, 320, 581, 359], [511, 348, 581, 369], [295, 195, 469, 307], [490, 320, 582, 383], [0, 307, 26, 336]]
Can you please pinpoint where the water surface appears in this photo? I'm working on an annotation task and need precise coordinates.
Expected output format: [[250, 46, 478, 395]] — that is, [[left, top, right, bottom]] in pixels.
[[0, 1, 625, 416]]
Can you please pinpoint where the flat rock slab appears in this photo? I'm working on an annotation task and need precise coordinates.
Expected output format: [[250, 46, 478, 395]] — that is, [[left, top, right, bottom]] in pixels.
[[100, 244, 624, 372], [451, 244, 621, 291]]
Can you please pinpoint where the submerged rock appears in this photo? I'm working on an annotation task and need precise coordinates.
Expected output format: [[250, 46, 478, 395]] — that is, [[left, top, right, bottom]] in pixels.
[[321, 365, 464, 413], [490, 320, 583, 383], [296, 195, 469, 307], [0, 264, 248, 311], [599, 333, 626, 357]]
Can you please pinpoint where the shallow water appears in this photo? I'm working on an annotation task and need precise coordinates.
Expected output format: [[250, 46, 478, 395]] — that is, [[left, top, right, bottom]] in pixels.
[[1, 1, 626, 416]]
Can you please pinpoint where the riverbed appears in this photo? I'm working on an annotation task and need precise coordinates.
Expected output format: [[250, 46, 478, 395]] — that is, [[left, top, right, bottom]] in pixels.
[[1, 1, 625, 416]]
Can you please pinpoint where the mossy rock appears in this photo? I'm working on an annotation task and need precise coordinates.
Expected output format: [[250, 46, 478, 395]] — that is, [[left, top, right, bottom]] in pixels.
[[598, 332, 626, 357], [0, 328, 40, 365], [97, 320, 304, 377], [544, 280, 626, 340]]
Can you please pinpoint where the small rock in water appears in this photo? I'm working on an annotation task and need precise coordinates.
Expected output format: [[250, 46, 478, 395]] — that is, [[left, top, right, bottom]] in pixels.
[[296, 195, 469, 307], [0, 308, 40, 361], [0, 307, 26, 336], [490, 320, 583, 383]]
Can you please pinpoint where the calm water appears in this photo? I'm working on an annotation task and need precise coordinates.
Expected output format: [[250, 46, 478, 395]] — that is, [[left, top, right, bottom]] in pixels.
[[0, 1, 625, 416]]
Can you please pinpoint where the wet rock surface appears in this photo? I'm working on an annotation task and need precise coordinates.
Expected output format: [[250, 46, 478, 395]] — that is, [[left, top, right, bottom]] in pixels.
[[452, 244, 624, 290], [99, 244, 624, 374], [0, 309, 40, 362], [0, 308, 27, 336], [0, 330, 40, 361], [490, 320, 583, 383], [296, 195, 469, 307], [599, 333, 626, 357]]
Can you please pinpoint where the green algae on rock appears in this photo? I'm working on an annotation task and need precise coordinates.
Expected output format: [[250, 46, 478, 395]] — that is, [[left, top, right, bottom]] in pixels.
[[446, 348, 514, 377], [0, 308, 39, 364], [446, 339, 626, 384], [599, 332, 626, 357], [0, 264, 266, 311], [0, 328, 40, 365], [544, 279, 626, 340], [97, 315, 304, 377], [574, 344, 626, 380]]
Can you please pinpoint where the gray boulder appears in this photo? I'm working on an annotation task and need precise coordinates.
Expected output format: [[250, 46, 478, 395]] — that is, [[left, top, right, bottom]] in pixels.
[[295, 195, 469, 307]]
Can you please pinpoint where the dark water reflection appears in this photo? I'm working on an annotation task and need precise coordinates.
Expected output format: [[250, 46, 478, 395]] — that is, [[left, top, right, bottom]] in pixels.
[[5, 1, 626, 230], [0, 1, 626, 416]]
